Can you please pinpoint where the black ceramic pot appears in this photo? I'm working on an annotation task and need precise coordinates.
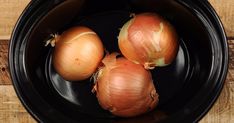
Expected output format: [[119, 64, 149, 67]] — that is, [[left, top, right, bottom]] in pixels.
[[9, 0, 228, 123]]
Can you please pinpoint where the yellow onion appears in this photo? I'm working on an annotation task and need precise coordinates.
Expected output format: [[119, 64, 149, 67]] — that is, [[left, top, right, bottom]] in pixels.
[[118, 13, 179, 69], [92, 53, 159, 117], [50, 26, 104, 81]]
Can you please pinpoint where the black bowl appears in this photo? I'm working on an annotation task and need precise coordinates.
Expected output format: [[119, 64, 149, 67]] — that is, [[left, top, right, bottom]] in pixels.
[[9, 0, 228, 122]]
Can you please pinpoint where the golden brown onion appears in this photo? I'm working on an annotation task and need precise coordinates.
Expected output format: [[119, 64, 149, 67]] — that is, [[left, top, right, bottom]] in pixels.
[[51, 26, 104, 81], [92, 53, 159, 117], [118, 13, 179, 69]]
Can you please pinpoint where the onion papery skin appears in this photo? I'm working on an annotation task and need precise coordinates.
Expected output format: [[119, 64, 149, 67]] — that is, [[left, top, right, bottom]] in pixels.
[[118, 13, 179, 69], [52, 26, 104, 81], [93, 53, 159, 117]]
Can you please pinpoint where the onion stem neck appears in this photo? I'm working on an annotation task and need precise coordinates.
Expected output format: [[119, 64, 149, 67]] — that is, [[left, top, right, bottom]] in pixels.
[[45, 34, 60, 47]]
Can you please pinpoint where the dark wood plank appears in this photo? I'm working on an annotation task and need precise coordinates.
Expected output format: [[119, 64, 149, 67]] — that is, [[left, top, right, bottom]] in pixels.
[[0, 40, 11, 85]]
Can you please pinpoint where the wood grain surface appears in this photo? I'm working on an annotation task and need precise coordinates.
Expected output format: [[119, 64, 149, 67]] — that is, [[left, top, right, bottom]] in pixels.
[[209, 0, 234, 38], [0, 0, 30, 39], [0, 0, 233, 123], [0, 86, 36, 123], [0, 40, 11, 85]]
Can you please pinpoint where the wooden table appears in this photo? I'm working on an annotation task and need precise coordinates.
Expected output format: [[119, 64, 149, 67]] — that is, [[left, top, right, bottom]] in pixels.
[[0, 0, 233, 122]]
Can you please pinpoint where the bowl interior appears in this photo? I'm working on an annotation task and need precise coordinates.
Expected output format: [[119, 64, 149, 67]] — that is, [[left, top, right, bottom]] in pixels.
[[14, 0, 225, 122]]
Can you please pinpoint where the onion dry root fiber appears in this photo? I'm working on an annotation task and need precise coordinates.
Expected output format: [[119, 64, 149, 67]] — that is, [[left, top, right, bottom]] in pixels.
[[92, 53, 159, 117], [51, 26, 104, 81], [118, 13, 179, 69]]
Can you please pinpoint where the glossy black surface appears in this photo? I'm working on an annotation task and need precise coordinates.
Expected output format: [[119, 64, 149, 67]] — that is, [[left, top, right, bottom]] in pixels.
[[9, 0, 228, 123]]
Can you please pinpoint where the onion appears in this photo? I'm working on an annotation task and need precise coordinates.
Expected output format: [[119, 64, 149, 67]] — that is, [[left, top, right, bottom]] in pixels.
[[92, 53, 159, 117], [118, 13, 179, 69], [50, 26, 104, 81]]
